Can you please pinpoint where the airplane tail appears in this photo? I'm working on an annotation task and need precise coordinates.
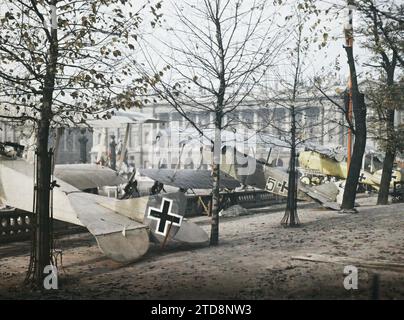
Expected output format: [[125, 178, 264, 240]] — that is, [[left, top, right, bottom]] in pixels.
[[66, 192, 150, 263], [97, 192, 209, 245]]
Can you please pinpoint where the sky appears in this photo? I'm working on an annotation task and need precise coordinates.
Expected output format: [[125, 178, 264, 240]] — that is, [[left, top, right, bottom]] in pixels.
[[0, 0, 401, 114], [135, 0, 374, 90]]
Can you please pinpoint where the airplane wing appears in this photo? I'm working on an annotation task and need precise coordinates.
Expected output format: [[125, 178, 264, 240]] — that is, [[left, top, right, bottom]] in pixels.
[[303, 143, 346, 162], [86, 109, 165, 128], [0, 158, 149, 262], [218, 146, 268, 189], [86, 108, 166, 129], [138, 168, 241, 190], [54, 164, 127, 190], [304, 182, 340, 201], [302, 182, 342, 210]]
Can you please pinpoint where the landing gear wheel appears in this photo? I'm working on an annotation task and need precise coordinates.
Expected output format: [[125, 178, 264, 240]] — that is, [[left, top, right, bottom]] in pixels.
[[300, 176, 311, 185]]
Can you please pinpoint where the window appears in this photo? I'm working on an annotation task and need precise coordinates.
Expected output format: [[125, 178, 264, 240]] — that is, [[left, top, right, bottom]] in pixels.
[[199, 112, 210, 126], [241, 109, 254, 125], [144, 132, 150, 144]]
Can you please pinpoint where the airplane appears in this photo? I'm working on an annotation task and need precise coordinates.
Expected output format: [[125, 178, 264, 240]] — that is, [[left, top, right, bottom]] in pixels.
[[125, 125, 345, 211], [135, 144, 344, 211], [171, 126, 402, 193], [298, 147, 404, 190], [217, 145, 344, 210], [0, 148, 209, 264], [218, 144, 403, 209]]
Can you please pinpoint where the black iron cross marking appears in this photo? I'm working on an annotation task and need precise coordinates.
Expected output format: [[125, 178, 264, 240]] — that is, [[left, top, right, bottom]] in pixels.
[[147, 198, 183, 236], [277, 181, 288, 193], [359, 173, 366, 182]]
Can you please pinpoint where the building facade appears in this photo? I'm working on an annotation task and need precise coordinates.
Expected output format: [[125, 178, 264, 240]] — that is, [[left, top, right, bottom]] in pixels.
[[89, 93, 352, 170], [0, 123, 93, 164]]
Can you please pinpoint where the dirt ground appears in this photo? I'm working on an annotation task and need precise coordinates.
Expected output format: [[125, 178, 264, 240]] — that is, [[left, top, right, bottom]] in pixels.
[[0, 195, 403, 300]]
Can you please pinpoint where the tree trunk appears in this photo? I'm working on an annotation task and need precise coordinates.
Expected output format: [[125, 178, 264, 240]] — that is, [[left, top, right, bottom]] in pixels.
[[210, 124, 221, 246], [109, 135, 117, 171], [282, 107, 299, 226], [377, 69, 396, 205], [34, 109, 52, 286], [79, 130, 88, 164], [210, 161, 221, 245], [377, 109, 396, 205], [341, 94, 367, 209], [341, 45, 367, 211], [30, 3, 58, 287], [210, 13, 225, 245]]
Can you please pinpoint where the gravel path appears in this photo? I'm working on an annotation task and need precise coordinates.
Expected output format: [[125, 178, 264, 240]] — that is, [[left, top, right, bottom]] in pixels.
[[0, 196, 403, 299]]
